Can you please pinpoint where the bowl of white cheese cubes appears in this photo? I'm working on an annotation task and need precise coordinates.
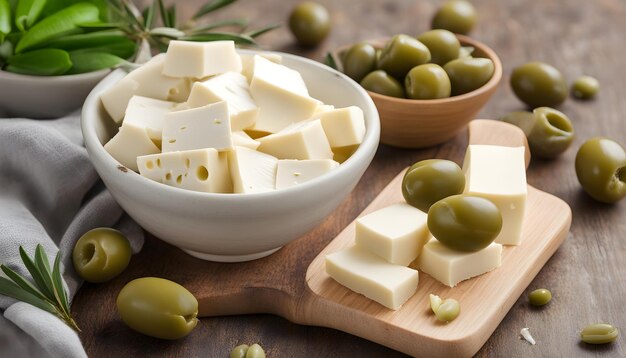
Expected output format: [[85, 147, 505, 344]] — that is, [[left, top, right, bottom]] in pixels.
[[81, 40, 380, 262]]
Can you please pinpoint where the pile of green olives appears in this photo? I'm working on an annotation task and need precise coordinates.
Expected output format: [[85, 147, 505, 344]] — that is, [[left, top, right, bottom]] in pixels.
[[339, 30, 494, 100]]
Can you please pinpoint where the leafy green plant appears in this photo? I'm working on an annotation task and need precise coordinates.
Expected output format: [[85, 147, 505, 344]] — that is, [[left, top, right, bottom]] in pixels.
[[0, 245, 79, 331], [0, 0, 278, 76]]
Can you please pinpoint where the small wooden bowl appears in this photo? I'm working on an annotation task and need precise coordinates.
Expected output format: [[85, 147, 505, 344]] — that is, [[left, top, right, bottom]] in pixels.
[[332, 35, 503, 148]]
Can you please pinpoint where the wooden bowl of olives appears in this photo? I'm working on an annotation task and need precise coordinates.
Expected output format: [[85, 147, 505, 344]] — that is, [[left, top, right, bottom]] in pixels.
[[331, 33, 502, 148]]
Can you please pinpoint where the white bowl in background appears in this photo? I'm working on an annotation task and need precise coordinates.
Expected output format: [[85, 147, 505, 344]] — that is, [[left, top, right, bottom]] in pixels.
[[81, 50, 380, 262], [0, 69, 109, 119]]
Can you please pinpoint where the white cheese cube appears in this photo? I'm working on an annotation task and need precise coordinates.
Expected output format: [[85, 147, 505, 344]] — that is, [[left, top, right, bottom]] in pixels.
[[104, 122, 160, 172], [168, 77, 193, 102], [257, 119, 333, 160], [100, 78, 139, 123], [313, 104, 335, 115], [418, 239, 502, 287], [163, 40, 242, 78], [123, 96, 176, 141], [275, 159, 339, 189], [325, 245, 419, 310], [186, 72, 259, 131], [232, 131, 260, 150], [318, 106, 366, 148], [228, 146, 277, 194], [162, 101, 233, 152], [137, 149, 232, 193], [355, 203, 429, 266], [250, 56, 319, 133], [463, 145, 527, 245], [240, 53, 282, 82]]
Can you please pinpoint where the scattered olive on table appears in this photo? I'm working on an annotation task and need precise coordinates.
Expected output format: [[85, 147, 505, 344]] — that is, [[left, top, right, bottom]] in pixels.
[[444, 57, 495, 96], [116, 277, 199, 340], [343, 42, 378, 82], [230, 344, 250, 358], [360, 70, 405, 98], [417, 29, 460, 66], [575, 138, 626, 204], [510, 61, 568, 108], [431, 0, 476, 35], [428, 195, 502, 252], [402, 159, 465, 212], [377, 34, 431, 81], [404, 64, 451, 99], [72, 228, 131, 283], [288, 2, 331, 47], [580, 323, 620, 345], [435, 298, 461, 322], [231, 343, 266, 358], [571, 75, 600, 100], [528, 288, 552, 306]]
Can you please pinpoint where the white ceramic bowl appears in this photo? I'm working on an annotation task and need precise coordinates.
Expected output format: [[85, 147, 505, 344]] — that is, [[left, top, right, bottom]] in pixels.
[[81, 50, 380, 262], [0, 69, 109, 119]]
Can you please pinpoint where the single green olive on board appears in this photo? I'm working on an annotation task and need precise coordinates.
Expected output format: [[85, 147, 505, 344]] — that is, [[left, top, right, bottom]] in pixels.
[[575, 138, 626, 204], [360, 70, 405, 98], [528, 288, 552, 306], [435, 298, 460, 322], [246, 344, 266, 358], [443, 57, 494, 96], [405, 64, 451, 100], [527, 107, 575, 159], [72, 228, 131, 283], [417, 29, 460, 66], [230, 344, 249, 358], [288, 2, 331, 47], [343, 42, 378, 82], [510, 62, 568, 108], [431, 0, 477, 35], [428, 195, 502, 252], [571, 75, 600, 100], [580, 323, 620, 344], [402, 159, 465, 212], [377, 34, 431, 80], [116, 277, 199, 340]]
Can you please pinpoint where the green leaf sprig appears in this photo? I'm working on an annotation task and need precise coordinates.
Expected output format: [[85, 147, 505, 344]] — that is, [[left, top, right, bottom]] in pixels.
[[0, 245, 79, 332]]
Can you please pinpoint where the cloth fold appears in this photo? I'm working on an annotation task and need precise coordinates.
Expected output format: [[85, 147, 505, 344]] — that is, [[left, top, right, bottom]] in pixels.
[[0, 112, 144, 357]]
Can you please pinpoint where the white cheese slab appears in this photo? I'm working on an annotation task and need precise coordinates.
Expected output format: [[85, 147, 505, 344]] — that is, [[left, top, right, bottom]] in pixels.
[[104, 122, 160, 172], [232, 131, 260, 150], [163, 40, 242, 78], [463, 145, 527, 245], [275, 159, 339, 189], [137, 149, 232, 193], [418, 238, 502, 287], [123, 95, 176, 141], [249, 56, 319, 133], [257, 119, 333, 160], [228, 146, 277, 194], [355, 203, 429, 266], [325, 245, 419, 310], [186, 72, 259, 131], [162, 101, 233, 152], [100, 78, 139, 123], [318, 106, 366, 148], [240, 53, 282, 82]]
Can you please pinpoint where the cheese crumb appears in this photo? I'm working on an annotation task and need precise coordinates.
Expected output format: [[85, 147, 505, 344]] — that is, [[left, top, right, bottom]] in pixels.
[[520, 327, 536, 345]]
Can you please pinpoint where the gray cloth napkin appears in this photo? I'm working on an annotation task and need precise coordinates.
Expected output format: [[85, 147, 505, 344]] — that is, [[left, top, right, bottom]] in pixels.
[[0, 112, 144, 357]]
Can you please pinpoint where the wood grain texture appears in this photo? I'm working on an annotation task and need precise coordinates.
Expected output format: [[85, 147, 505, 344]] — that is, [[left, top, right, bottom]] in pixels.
[[72, 0, 626, 357]]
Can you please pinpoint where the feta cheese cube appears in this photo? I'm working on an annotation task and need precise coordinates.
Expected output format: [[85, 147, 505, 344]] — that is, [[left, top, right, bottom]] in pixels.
[[257, 119, 333, 160], [163, 40, 242, 78], [162, 101, 233, 152], [100, 78, 139, 123], [232, 131, 260, 150], [318, 106, 366, 148], [123, 96, 176, 141], [104, 122, 160, 172], [228, 146, 277, 194], [275, 159, 339, 189], [240, 53, 282, 82]]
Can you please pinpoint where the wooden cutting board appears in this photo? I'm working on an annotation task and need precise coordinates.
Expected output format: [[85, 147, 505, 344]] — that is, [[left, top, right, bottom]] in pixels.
[[197, 120, 571, 357]]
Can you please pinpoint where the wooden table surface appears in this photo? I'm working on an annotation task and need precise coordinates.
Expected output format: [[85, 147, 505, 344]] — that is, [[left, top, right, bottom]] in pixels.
[[72, 0, 626, 356]]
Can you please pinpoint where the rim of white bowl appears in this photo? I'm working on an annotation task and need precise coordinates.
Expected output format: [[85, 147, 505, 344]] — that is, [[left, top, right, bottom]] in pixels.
[[82, 50, 381, 201], [0, 68, 111, 83]]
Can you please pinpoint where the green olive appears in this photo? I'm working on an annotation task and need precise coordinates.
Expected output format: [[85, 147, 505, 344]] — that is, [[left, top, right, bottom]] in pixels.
[[230, 344, 249, 358], [580, 323, 619, 344], [360, 70, 405, 98], [528, 288, 552, 306], [429, 294, 443, 314], [288, 2, 330, 47], [458, 46, 474, 59], [431, 0, 477, 35], [435, 298, 460, 322], [500, 111, 535, 134], [575, 138, 626, 204], [116, 277, 199, 340], [377, 34, 431, 80], [72, 228, 131, 283], [417, 29, 460, 66], [343, 43, 377, 82], [571, 75, 600, 100], [443, 57, 494, 96], [527, 107, 574, 159], [246, 344, 266, 358], [428, 195, 502, 252], [402, 159, 465, 212], [510, 62, 568, 108], [404, 64, 451, 100]]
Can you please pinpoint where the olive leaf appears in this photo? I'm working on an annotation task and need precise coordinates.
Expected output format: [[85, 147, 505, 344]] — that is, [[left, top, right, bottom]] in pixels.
[[143, 0, 157, 29], [0, 0, 11, 41], [167, 4, 176, 29], [148, 27, 184, 39], [42, 29, 136, 58], [324, 52, 338, 70], [187, 18, 248, 34], [245, 24, 280, 38], [156, 0, 169, 28], [15, 0, 47, 32], [193, 0, 236, 19], [0, 245, 79, 331], [67, 50, 125, 74], [181, 32, 257, 45]]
